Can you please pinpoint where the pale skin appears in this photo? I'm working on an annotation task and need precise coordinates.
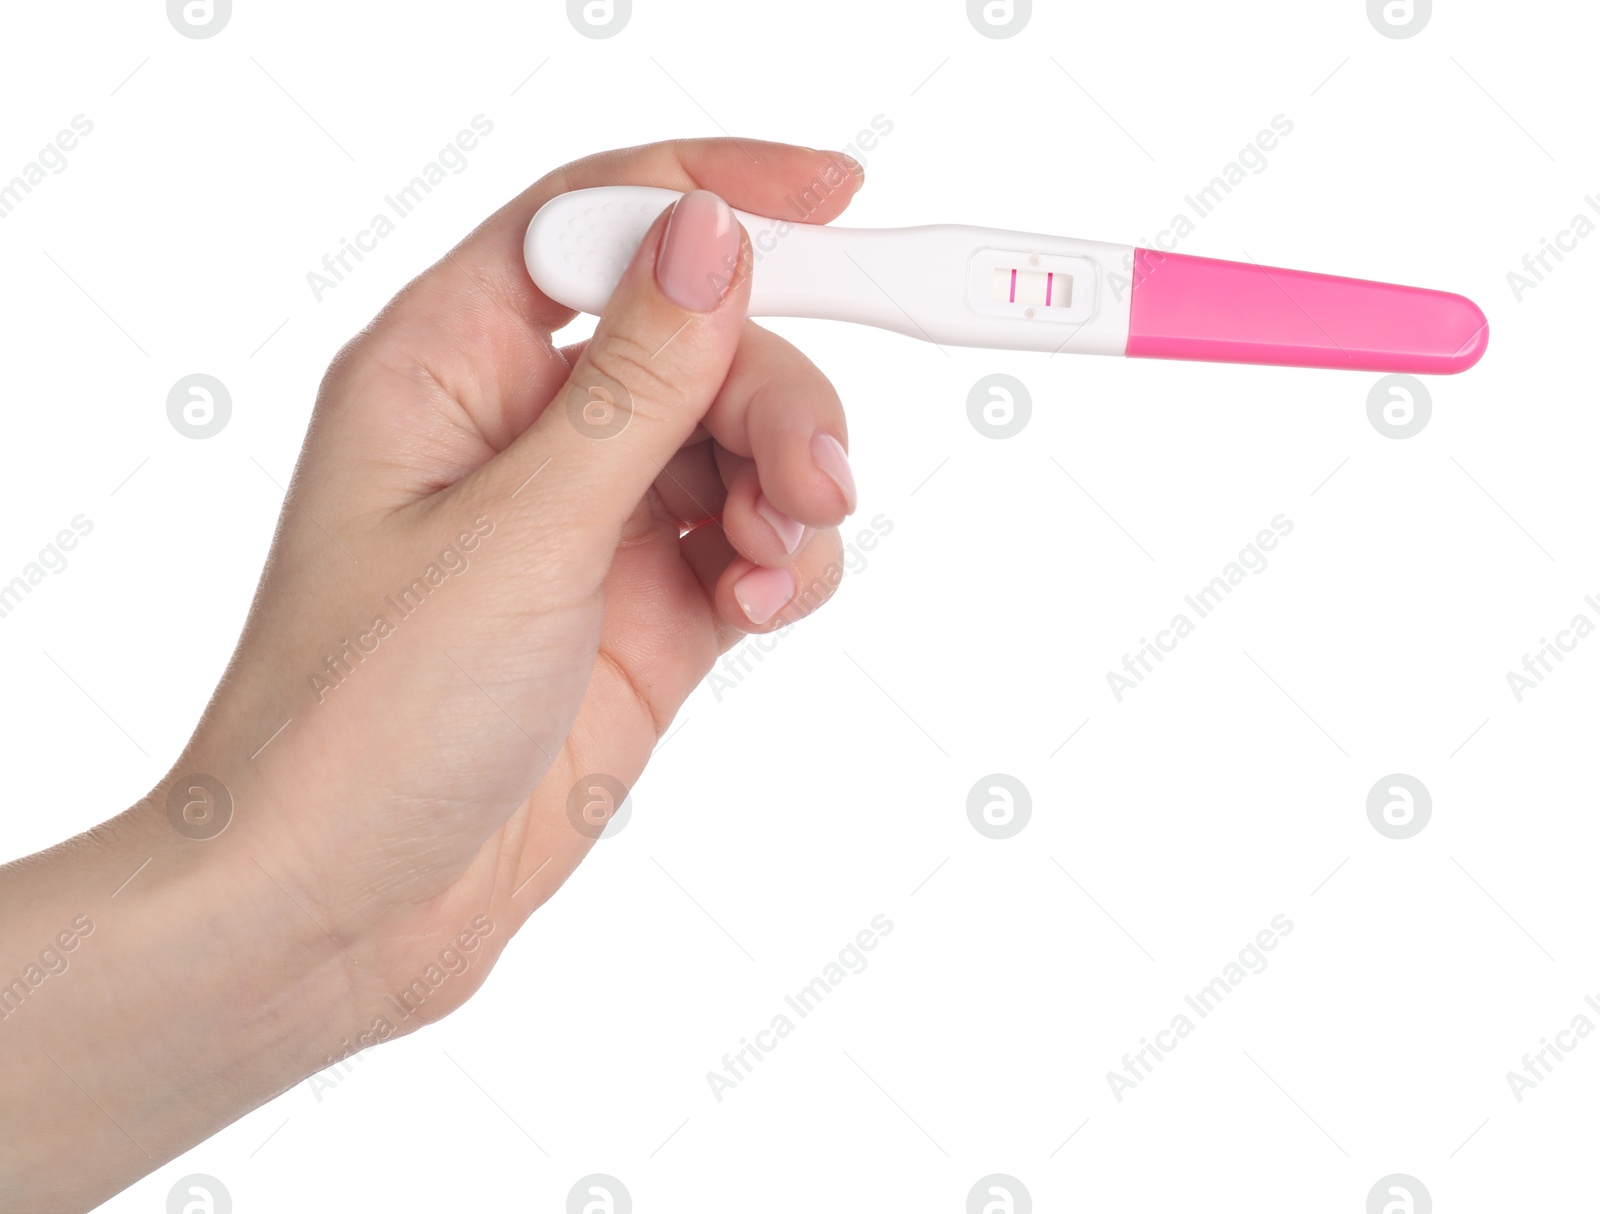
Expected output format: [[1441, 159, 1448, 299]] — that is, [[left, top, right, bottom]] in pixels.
[[0, 138, 863, 1212]]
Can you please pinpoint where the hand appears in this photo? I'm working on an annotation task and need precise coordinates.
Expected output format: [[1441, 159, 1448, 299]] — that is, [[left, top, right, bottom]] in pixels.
[[0, 137, 864, 1211], [205, 135, 864, 996]]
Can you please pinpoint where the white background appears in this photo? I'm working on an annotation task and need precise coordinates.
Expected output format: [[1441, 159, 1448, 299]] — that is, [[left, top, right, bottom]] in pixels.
[[1, 0, 1595, 1209]]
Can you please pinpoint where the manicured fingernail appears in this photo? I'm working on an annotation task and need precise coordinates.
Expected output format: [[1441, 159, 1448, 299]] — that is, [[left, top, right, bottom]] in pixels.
[[811, 432, 857, 513], [734, 565, 795, 626], [755, 493, 805, 555], [656, 189, 741, 311]]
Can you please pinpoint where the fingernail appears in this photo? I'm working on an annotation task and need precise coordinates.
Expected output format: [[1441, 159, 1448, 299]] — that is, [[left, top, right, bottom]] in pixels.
[[811, 432, 857, 513], [656, 190, 741, 312], [755, 493, 805, 555], [734, 565, 795, 626]]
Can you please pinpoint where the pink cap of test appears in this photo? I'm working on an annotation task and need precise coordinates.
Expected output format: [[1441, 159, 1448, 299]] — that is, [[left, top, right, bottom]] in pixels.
[[1124, 250, 1488, 374]]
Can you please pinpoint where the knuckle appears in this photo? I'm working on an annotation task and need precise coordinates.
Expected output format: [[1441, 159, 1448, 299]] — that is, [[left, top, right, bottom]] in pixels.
[[583, 330, 688, 418]]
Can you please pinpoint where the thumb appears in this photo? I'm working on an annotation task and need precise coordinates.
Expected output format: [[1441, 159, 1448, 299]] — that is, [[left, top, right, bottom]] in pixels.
[[481, 189, 750, 563]]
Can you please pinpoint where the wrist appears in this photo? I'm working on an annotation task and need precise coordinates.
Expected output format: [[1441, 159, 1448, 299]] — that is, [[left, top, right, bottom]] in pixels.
[[0, 792, 360, 1211]]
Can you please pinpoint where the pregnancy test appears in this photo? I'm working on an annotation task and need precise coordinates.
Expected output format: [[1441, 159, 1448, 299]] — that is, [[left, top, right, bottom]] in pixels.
[[525, 186, 1488, 374]]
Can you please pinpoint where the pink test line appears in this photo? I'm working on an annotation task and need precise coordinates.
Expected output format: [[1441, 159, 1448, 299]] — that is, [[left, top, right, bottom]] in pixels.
[[1045, 272, 1053, 307], [1009, 268, 1016, 303]]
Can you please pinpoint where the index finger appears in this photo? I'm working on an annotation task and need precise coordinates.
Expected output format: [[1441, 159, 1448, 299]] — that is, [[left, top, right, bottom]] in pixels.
[[431, 137, 866, 335]]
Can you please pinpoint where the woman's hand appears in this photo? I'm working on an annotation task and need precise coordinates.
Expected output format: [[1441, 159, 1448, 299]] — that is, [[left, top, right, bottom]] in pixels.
[[204, 135, 863, 991], [0, 137, 863, 1212]]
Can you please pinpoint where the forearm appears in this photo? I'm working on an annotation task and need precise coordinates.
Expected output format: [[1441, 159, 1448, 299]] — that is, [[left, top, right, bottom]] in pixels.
[[0, 801, 356, 1213], [0, 137, 859, 1210]]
